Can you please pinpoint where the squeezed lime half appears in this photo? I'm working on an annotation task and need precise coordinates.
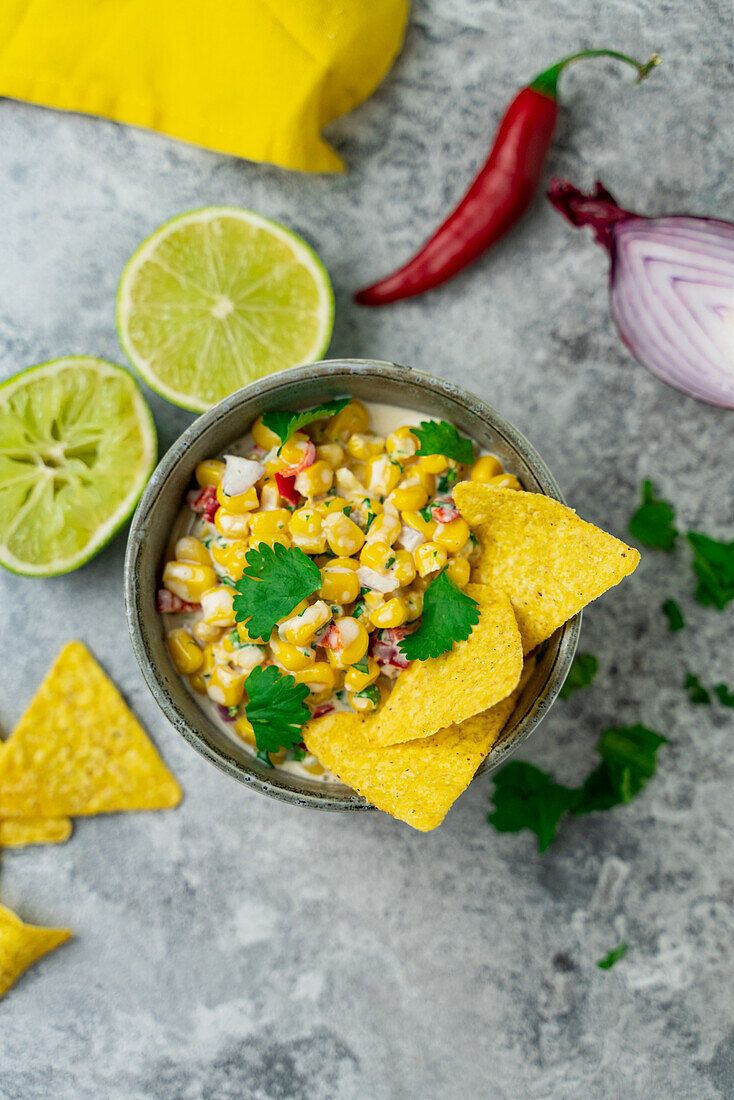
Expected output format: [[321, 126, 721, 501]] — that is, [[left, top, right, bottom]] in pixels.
[[116, 207, 334, 412], [0, 357, 156, 576]]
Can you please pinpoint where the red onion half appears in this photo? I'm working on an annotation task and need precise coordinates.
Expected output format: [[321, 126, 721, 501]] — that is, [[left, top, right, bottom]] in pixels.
[[548, 180, 734, 408]]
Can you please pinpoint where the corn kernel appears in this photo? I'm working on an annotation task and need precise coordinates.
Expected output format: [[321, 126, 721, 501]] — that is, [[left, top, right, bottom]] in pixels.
[[166, 628, 203, 674], [175, 536, 211, 565], [390, 484, 428, 512], [434, 517, 471, 555], [269, 748, 287, 766], [236, 620, 260, 645], [415, 542, 448, 577], [391, 549, 416, 586], [413, 466, 437, 495], [289, 508, 327, 553], [324, 512, 365, 557], [385, 426, 418, 461], [326, 617, 369, 667], [280, 432, 311, 467], [189, 671, 208, 695], [363, 591, 385, 614], [210, 539, 250, 581], [201, 642, 217, 675], [369, 597, 407, 630], [215, 508, 250, 539], [162, 561, 217, 603], [259, 478, 282, 510], [344, 657, 380, 692], [292, 662, 336, 695], [295, 460, 333, 499], [251, 416, 281, 451], [316, 442, 344, 468], [279, 600, 331, 646], [403, 510, 437, 540], [250, 509, 291, 546], [325, 400, 370, 441], [359, 541, 392, 572], [405, 589, 423, 621], [347, 432, 385, 460], [320, 561, 361, 604], [216, 481, 258, 515], [270, 637, 315, 672], [365, 455, 401, 497], [234, 714, 257, 746], [349, 687, 380, 713], [470, 454, 503, 482], [195, 459, 226, 487], [302, 760, 325, 776], [193, 619, 222, 645], [418, 453, 449, 475], [200, 585, 236, 627], [487, 473, 522, 490], [446, 557, 471, 588], [207, 665, 246, 708], [364, 512, 401, 545], [320, 495, 351, 516]]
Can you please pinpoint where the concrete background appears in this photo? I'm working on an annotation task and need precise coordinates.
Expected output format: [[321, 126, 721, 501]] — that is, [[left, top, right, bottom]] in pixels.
[[1, 1, 733, 1097]]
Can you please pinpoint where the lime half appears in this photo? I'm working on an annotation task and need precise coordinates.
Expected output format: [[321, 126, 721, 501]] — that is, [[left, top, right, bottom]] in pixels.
[[0, 358, 156, 576], [117, 207, 334, 412]]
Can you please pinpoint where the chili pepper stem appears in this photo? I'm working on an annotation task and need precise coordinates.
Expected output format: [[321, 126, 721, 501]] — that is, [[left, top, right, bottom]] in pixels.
[[530, 49, 661, 99]]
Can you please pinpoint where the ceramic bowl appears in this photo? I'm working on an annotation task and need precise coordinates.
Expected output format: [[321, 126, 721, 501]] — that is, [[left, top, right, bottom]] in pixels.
[[124, 359, 579, 812]]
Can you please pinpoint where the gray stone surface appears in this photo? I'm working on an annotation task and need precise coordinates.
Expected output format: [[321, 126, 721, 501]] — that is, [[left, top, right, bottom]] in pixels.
[[1, 1, 733, 1097]]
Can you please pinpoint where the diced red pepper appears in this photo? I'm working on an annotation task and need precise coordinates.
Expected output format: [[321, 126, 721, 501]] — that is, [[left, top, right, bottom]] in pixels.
[[320, 623, 342, 650], [187, 484, 219, 522], [370, 627, 411, 668], [432, 502, 460, 524], [157, 589, 200, 614], [275, 472, 300, 506], [311, 702, 335, 719]]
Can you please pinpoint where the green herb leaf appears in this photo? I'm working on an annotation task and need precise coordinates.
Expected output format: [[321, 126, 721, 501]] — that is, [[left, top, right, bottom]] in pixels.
[[244, 665, 311, 755], [413, 420, 474, 465], [714, 683, 734, 708], [597, 942, 628, 970], [572, 724, 667, 815], [398, 568, 480, 662], [352, 655, 370, 674], [629, 480, 678, 550], [261, 397, 350, 449], [354, 684, 380, 706], [488, 762, 580, 853], [437, 467, 459, 493], [687, 532, 734, 610], [233, 543, 320, 641], [662, 598, 685, 632], [291, 746, 307, 761], [684, 673, 711, 705], [559, 653, 598, 699]]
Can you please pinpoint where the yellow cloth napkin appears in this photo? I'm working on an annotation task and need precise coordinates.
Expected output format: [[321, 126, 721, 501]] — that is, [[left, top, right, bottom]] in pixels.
[[0, 0, 408, 171]]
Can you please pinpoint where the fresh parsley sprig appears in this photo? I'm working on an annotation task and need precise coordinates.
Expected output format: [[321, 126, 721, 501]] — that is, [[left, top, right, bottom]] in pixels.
[[244, 665, 311, 755], [233, 543, 320, 640], [559, 653, 598, 699], [398, 568, 480, 662], [413, 420, 474, 465], [261, 397, 350, 450], [629, 480, 678, 550]]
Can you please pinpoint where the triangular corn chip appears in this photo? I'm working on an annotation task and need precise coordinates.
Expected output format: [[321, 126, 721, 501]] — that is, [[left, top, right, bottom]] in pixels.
[[0, 902, 71, 999], [304, 692, 518, 831], [366, 585, 522, 747], [0, 817, 72, 847], [453, 484, 640, 654], [0, 642, 182, 816]]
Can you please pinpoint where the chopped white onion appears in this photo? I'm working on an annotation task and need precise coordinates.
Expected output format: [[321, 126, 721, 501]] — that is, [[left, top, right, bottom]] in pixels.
[[357, 566, 399, 593], [396, 524, 425, 552], [222, 455, 265, 497]]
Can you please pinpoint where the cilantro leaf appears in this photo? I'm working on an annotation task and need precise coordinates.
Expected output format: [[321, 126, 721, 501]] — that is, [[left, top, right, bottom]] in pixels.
[[413, 420, 474, 465], [662, 598, 685, 632], [714, 683, 734, 708], [687, 532, 734, 610], [488, 762, 580, 853], [629, 480, 678, 550], [261, 397, 350, 449], [684, 673, 711, 705], [559, 653, 598, 699], [398, 568, 480, 662], [597, 942, 628, 970], [572, 724, 667, 815], [244, 665, 310, 755], [233, 543, 320, 641]]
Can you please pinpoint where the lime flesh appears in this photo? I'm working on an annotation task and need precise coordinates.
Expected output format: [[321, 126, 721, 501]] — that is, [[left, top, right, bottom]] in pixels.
[[0, 358, 156, 576], [117, 207, 334, 412]]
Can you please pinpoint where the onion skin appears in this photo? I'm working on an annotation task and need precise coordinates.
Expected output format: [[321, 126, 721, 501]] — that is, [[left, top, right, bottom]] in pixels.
[[548, 180, 734, 409]]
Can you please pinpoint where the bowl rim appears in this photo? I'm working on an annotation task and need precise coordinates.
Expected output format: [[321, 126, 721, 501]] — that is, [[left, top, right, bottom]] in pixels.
[[124, 359, 580, 813]]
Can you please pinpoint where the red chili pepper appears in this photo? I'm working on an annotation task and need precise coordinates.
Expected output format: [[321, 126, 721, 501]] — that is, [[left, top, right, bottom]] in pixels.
[[186, 484, 219, 522], [275, 471, 300, 506], [354, 49, 659, 307]]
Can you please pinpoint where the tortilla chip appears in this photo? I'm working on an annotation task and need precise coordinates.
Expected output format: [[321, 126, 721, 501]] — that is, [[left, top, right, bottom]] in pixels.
[[453, 483, 640, 654], [365, 584, 522, 747], [0, 902, 71, 999], [304, 692, 518, 831], [0, 642, 182, 817], [0, 817, 72, 847]]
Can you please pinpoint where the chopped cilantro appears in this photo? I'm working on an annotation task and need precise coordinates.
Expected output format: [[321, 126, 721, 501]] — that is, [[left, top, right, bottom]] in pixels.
[[488, 762, 580, 853], [398, 568, 480, 662], [714, 683, 734, 708], [572, 725, 667, 815], [687, 532, 734, 610], [352, 600, 366, 620], [629, 480, 678, 550], [354, 684, 380, 706], [342, 504, 352, 516], [684, 673, 711, 705], [352, 655, 370, 674], [219, 575, 237, 588], [256, 749, 274, 768], [233, 543, 320, 640], [244, 665, 311, 755], [413, 420, 474, 465], [291, 745, 307, 761], [662, 598, 685, 632], [437, 467, 459, 493], [597, 943, 628, 970], [227, 705, 239, 718], [228, 629, 242, 649], [385, 555, 396, 568], [559, 654, 598, 699], [419, 505, 434, 523], [261, 397, 350, 449]]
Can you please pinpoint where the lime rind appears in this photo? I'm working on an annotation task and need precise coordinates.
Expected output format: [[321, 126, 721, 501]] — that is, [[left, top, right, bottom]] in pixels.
[[116, 206, 334, 413], [0, 357, 157, 577]]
